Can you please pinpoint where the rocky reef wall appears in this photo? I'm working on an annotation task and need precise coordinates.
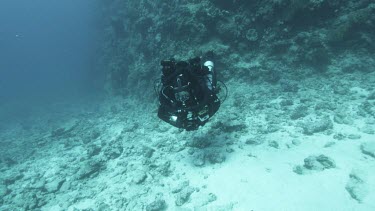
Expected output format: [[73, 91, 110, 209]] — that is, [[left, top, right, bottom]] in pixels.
[[100, 0, 375, 98]]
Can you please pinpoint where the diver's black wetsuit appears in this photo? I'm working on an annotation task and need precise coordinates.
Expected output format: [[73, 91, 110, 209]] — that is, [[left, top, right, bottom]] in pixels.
[[157, 57, 220, 131]]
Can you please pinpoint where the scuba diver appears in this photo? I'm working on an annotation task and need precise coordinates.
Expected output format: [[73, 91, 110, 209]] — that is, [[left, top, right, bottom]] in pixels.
[[155, 54, 227, 131]]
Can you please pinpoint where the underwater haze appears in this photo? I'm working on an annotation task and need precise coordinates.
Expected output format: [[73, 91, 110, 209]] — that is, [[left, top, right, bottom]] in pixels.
[[0, 0, 100, 103], [1, 0, 375, 210]]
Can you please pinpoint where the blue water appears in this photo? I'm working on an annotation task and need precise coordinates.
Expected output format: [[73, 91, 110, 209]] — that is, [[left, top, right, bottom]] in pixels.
[[1, 1, 374, 210], [0, 0, 101, 103]]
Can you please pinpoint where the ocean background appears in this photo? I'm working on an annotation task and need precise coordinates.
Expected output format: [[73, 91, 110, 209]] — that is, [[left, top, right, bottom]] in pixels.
[[1, 0, 375, 210]]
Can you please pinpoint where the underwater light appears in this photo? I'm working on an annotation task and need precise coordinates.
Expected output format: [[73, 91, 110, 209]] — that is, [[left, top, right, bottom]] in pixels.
[[170, 116, 178, 122]]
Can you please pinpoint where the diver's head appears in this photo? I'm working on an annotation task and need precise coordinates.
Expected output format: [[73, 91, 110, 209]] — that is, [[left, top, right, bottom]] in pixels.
[[175, 91, 190, 103], [174, 76, 190, 104]]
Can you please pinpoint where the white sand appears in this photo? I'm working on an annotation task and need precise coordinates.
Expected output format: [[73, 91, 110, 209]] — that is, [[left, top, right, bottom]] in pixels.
[[1, 73, 375, 211]]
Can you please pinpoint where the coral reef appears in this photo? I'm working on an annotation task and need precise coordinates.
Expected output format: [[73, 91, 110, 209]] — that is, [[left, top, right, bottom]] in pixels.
[[1, 1, 375, 210], [98, 0, 374, 97]]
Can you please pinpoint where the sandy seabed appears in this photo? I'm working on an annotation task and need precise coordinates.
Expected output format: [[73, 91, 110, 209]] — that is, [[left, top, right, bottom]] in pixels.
[[1, 71, 375, 211]]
